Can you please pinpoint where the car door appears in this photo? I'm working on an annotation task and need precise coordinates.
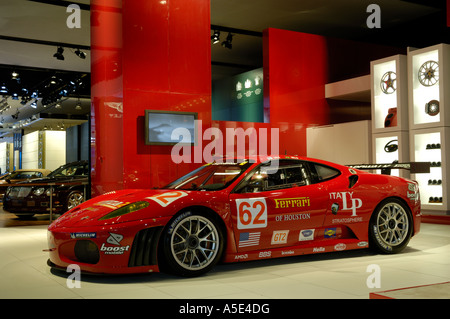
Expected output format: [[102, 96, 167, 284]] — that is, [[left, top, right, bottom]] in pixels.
[[229, 159, 329, 252]]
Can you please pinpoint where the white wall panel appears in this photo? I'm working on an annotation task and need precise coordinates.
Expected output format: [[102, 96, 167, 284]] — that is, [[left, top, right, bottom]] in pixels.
[[45, 131, 66, 171], [22, 131, 39, 169]]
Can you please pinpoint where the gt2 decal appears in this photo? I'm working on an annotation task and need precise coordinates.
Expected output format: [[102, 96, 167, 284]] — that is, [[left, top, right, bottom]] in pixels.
[[146, 191, 188, 207], [236, 198, 267, 230], [329, 192, 362, 216], [271, 230, 289, 245]]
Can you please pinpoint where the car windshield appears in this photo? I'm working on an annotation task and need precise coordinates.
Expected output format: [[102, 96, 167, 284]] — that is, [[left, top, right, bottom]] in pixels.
[[2, 171, 43, 179], [49, 163, 88, 177], [164, 161, 252, 191]]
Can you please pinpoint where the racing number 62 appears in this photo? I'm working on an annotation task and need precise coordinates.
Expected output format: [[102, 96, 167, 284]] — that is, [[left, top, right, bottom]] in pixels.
[[236, 198, 268, 229]]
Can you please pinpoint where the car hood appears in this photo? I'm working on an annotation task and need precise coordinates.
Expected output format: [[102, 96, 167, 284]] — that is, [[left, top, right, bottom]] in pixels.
[[14, 176, 87, 185], [48, 188, 223, 229]]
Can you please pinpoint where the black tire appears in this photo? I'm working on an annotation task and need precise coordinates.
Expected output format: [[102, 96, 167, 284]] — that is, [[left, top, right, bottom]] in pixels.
[[369, 198, 413, 254], [159, 210, 224, 277]]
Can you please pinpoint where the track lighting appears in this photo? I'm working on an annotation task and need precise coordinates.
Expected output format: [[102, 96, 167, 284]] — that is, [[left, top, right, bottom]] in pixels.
[[221, 32, 233, 49], [211, 30, 220, 44], [53, 47, 65, 60], [75, 98, 82, 110], [74, 49, 86, 59]]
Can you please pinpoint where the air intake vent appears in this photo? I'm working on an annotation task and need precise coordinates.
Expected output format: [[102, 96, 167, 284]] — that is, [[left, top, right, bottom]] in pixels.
[[348, 175, 359, 188], [128, 227, 163, 267], [74, 240, 100, 264]]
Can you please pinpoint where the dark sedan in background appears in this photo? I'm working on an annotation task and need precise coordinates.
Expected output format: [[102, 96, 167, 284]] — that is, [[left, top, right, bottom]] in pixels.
[[3, 161, 88, 218], [0, 169, 52, 201]]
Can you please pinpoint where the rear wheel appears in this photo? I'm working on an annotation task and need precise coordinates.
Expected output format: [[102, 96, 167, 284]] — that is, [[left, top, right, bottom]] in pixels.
[[160, 211, 224, 277], [369, 198, 412, 254]]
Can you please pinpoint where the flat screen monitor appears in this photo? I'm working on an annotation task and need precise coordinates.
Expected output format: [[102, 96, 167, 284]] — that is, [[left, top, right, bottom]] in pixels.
[[145, 110, 197, 145]]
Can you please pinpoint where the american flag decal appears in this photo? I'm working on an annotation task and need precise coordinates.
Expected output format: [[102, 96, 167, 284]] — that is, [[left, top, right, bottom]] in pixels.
[[239, 232, 260, 247]]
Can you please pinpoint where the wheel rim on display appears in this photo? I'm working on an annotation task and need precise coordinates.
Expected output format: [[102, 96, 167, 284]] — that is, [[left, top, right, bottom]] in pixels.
[[68, 192, 83, 210], [170, 216, 220, 271], [375, 202, 409, 247]]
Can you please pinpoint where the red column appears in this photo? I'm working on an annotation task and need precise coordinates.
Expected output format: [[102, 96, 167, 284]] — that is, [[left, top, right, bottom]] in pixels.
[[91, 0, 211, 195], [263, 28, 330, 156]]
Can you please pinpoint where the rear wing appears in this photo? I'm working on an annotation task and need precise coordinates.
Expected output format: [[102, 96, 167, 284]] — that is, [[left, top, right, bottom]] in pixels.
[[347, 162, 430, 175]]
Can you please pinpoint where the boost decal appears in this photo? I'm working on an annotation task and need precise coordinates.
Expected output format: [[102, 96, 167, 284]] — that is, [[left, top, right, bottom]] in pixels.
[[236, 198, 268, 230]]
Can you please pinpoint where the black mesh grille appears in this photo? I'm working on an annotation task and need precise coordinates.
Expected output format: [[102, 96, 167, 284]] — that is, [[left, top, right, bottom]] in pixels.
[[128, 227, 163, 267]]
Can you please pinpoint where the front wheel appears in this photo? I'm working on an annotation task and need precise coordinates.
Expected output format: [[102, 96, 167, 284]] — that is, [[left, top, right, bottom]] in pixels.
[[160, 211, 224, 277], [369, 198, 412, 254]]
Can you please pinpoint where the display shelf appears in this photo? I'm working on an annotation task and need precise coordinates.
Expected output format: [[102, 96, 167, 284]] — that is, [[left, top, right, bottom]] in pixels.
[[372, 131, 410, 178], [410, 127, 450, 212], [408, 44, 450, 129], [371, 55, 408, 133]]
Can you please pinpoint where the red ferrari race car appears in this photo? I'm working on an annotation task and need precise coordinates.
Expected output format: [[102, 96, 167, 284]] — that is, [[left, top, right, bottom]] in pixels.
[[47, 156, 421, 277]]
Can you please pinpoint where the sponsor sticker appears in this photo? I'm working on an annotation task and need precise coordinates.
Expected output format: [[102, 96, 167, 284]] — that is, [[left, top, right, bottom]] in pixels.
[[299, 229, 315, 241], [271, 230, 289, 245], [70, 232, 96, 239], [276, 213, 311, 222], [329, 192, 362, 216], [95, 200, 129, 209], [324, 228, 337, 239], [147, 191, 188, 207], [274, 197, 310, 209], [334, 243, 346, 251], [101, 233, 130, 255]]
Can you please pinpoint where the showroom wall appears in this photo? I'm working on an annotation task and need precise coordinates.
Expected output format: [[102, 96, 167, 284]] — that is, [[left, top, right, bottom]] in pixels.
[[91, 0, 211, 194], [89, 1, 406, 193], [22, 130, 66, 171], [66, 122, 89, 163]]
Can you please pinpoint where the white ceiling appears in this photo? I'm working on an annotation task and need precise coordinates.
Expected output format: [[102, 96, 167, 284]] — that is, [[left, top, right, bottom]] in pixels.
[[0, 0, 448, 139]]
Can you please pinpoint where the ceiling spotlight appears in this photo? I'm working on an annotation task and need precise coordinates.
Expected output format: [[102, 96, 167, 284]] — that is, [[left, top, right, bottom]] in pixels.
[[75, 99, 82, 110], [221, 32, 233, 49], [31, 99, 38, 108], [11, 71, 19, 80], [74, 49, 87, 59], [12, 110, 20, 120], [53, 46, 65, 60], [211, 30, 220, 44]]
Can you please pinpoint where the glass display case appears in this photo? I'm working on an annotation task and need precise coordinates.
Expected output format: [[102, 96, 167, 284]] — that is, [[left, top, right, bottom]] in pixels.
[[410, 127, 449, 211], [371, 55, 408, 133], [372, 132, 410, 178], [408, 44, 450, 129]]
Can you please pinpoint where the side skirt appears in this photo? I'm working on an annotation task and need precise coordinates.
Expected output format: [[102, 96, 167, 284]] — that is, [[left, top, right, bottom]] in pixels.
[[223, 238, 369, 263]]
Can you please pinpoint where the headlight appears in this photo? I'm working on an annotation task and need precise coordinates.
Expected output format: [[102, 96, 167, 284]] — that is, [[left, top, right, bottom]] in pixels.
[[98, 201, 150, 220], [33, 187, 46, 196]]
